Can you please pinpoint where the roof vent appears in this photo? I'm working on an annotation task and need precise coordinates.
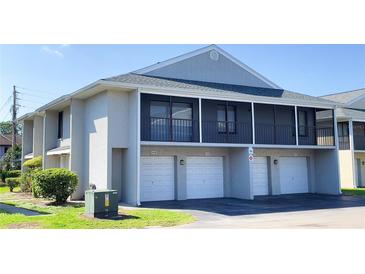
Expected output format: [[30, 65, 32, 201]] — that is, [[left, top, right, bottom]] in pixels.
[[209, 50, 219, 61]]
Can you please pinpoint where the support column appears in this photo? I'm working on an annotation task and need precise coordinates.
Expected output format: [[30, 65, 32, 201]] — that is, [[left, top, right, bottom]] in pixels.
[[251, 102, 255, 144], [70, 99, 85, 199], [199, 98, 202, 143], [294, 106, 299, 146]]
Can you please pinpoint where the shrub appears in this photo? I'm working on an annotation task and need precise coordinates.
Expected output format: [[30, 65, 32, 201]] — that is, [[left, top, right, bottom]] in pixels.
[[20, 156, 43, 193], [23, 156, 42, 170], [33, 168, 78, 204], [6, 170, 21, 178], [5, 177, 21, 192], [0, 169, 21, 183]]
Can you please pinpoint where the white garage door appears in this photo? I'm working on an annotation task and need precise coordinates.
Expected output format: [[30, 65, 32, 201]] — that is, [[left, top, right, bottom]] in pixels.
[[186, 157, 224, 199], [252, 157, 269, 196], [279, 157, 309, 194], [140, 156, 175, 202]]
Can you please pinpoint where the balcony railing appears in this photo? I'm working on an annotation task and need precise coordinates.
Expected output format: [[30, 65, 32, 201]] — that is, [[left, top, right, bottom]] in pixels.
[[339, 136, 350, 150], [202, 121, 252, 144], [255, 124, 296, 145], [141, 117, 335, 146], [298, 126, 334, 146], [353, 124, 365, 150], [141, 117, 199, 142]]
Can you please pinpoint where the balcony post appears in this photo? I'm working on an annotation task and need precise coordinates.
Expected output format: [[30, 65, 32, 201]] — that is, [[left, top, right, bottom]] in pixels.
[[333, 108, 339, 149], [199, 98, 202, 143], [294, 106, 299, 146], [251, 102, 255, 144], [349, 119, 354, 151]]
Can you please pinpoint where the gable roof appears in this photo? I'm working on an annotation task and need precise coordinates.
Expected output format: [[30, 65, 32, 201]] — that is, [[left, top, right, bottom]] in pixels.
[[103, 73, 336, 106], [321, 88, 365, 105], [0, 134, 21, 146], [133, 45, 282, 90]]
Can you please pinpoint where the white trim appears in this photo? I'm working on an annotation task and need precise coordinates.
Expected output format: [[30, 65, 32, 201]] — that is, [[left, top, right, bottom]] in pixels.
[[140, 141, 336, 150], [46, 147, 71, 156], [133, 45, 282, 90], [354, 150, 365, 153], [251, 102, 255, 144], [136, 89, 141, 206], [294, 106, 299, 146], [199, 98, 202, 143], [24, 152, 34, 159]]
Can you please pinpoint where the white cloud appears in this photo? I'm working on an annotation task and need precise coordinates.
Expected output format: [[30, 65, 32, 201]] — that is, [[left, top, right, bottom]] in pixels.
[[60, 44, 70, 47], [41, 46, 64, 58]]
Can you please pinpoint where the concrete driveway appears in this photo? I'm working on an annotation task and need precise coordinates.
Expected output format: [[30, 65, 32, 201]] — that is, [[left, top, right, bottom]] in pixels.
[[141, 194, 365, 228]]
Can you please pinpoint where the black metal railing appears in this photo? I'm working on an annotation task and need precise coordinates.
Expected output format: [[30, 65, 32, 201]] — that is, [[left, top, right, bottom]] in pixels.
[[353, 124, 365, 150], [255, 124, 296, 145], [298, 126, 334, 146], [141, 117, 199, 142], [339, 136, 350, 150], [202, 121, 252, 143]]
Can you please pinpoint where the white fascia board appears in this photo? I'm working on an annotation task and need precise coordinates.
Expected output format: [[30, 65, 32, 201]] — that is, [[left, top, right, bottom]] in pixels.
[[46, 147, 71, 156], [141, 141, 336, 150], [133, 44, 282, 90], [24, 152, 34, 159]]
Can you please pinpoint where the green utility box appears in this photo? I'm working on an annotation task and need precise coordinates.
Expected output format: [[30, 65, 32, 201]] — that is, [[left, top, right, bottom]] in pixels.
[[85, 190, 118, 218]]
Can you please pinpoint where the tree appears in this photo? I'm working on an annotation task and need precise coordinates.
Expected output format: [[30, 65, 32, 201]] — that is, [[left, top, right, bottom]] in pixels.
[[0, 144, 22, 170], [0, 121, 12, 135], [0, 121, 22, 135]]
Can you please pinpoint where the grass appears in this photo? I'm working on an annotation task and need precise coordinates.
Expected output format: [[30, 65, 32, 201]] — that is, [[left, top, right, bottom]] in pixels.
[[342, 188, 365, 196], [0, 185, 20, 193], [0, 193, 195, 229]]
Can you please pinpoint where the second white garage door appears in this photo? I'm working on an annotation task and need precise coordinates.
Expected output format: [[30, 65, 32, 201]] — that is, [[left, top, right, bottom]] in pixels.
[[279, 157, 309, 194], [252, 157, 269, 196], [140, 156, 175, 202], [186, 157, 224, 199]]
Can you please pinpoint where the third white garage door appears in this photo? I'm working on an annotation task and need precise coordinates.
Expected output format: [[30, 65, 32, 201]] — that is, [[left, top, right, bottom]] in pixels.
[[252, 157, 269, 196], [279, 157, 309, 194], [186, 157, 224, 199]]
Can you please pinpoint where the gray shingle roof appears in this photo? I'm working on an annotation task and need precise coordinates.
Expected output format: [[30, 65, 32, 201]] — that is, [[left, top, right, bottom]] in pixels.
[[104, 73, 335, 105], [321, 88, 365, 104]]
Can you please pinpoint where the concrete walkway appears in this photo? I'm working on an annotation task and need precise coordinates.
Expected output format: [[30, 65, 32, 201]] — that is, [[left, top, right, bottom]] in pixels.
[[0, 203, 42, 216]]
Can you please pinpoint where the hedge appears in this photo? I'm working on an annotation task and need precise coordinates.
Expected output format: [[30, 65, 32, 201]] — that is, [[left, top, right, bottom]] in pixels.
[[33, 168, 78, 204], [5, 177, 21, 192], [23, 156, 42, 169]]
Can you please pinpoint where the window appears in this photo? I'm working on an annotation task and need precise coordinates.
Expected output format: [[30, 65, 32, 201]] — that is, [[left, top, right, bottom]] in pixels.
[[58, 111, 63, 139], [150, 101, 169, 118], [298, 110, 307, 136], [172, 103, 192, 120], [217, 105, 236, 133], [149, 100, 193, 142]]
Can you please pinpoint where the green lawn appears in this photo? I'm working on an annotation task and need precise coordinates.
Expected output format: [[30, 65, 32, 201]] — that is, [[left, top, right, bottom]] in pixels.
[[342, 188, 365, 196], [0, 194, 195, 229], [0, 185, 20, 193]]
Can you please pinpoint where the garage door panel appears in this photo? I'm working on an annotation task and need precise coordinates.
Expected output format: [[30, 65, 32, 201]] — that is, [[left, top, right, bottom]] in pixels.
[[279, 157, 308, 194], [186, 157, 224, 199], [252, 157, 269, 196], [140, 157, 175, 202]]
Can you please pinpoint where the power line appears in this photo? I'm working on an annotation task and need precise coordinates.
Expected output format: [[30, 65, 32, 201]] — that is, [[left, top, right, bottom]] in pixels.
[[0, 94, 12, 113], [19, 91, 57, 100], [16, 86, 62, 96]]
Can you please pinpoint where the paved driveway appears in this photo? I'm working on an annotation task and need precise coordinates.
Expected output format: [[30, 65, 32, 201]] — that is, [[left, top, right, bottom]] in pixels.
[[141, 194, 365, 228]]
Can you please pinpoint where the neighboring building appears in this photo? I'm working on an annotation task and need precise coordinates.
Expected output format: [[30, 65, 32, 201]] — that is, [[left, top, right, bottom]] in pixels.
[[19, 45, 341, 205], [0, 134, 21, 160], [321, 88, 365, 188]]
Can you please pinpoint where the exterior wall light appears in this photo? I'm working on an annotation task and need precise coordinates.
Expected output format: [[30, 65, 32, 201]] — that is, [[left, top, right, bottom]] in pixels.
[[273, 159, 278, 165], [180, 159, 185, 165]]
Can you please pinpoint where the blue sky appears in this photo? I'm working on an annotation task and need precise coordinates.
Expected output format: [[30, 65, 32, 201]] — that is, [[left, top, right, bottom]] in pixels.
[[1, 44, 365, 121]]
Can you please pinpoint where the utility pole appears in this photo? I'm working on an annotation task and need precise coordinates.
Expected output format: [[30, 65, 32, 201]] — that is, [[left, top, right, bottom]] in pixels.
[[12, 85, 18, 148]]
